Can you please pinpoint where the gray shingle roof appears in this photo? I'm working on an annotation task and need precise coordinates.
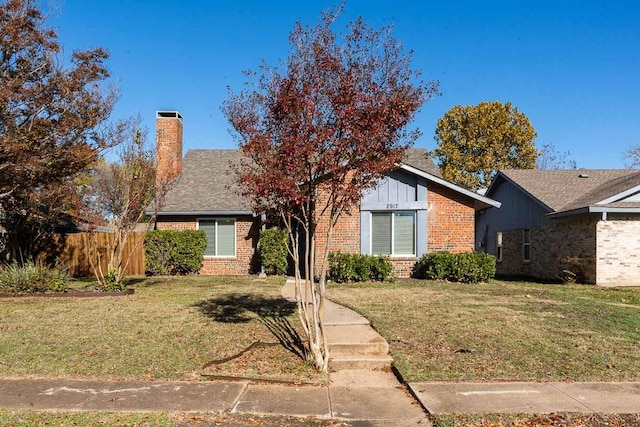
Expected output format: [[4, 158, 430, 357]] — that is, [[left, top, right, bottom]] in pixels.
[[158, 148, 441, 214], [497, 169, 640, 213], [159, 150, 251, 213], [402, 148, 441, 177]]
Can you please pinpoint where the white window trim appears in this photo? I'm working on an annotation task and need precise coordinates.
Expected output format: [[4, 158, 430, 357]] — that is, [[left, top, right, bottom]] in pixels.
[[197, 218, 237, 258], [369, 211, 416, 258]]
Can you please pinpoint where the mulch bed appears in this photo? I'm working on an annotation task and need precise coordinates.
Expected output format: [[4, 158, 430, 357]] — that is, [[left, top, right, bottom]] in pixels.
[[0, 289, 134, 298]]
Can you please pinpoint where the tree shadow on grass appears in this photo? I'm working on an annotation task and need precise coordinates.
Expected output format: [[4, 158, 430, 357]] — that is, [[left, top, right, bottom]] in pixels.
[[193, 294, 306, 360]]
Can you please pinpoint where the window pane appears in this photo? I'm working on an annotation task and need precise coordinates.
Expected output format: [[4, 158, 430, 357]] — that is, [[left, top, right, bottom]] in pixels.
[[199, 220, 216, 256], [372, 213, 391, 255], [394, 212, 415, 255], [217, 219, 236, 256]]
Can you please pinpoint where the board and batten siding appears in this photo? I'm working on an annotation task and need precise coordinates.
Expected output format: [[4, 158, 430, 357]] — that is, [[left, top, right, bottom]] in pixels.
[[477, 179, 554, 255], [360, 169, 428, 258]]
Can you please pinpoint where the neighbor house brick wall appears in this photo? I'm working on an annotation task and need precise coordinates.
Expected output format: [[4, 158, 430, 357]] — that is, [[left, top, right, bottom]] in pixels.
[[497, 216, 598, 283], [596, 218, 640, 286], [427, 184, 475, 253], [156, 215, 259, 275]]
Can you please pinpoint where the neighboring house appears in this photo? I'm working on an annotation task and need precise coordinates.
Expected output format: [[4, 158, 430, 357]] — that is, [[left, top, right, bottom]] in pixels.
[[152, 111, 500, 277], [477, 169, 640, 286]]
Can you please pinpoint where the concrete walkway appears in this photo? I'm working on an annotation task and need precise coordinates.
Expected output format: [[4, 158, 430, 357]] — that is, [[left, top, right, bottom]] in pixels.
[[0, 279, 637, 423], [408, 381, 640, 415]]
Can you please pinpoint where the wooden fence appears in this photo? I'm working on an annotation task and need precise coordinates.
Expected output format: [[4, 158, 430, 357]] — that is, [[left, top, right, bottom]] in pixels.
[[59, 232, 146, 278]]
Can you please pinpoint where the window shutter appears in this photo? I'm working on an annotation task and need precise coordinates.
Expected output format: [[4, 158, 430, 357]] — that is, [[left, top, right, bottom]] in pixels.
[[217, 219, 236, 256], [394, 212, 415, 255], [371, 213, 391, 255], [200, 220, 216, 256]]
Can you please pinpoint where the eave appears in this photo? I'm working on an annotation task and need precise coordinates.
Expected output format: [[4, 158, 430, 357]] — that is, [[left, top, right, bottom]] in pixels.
[[547, 206, 640, 219], [149, 210, 255, 217], [399, 164, 501, 210]]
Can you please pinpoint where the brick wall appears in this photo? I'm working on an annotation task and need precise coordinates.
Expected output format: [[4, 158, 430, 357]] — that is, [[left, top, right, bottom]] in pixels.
[[596, 218, 640, 286], [497, 216, 598, 283], [313, 181, 478, 278], [156, 215, 259, 275], [427, 184, 475, 253], [156, 113, 183, 186]]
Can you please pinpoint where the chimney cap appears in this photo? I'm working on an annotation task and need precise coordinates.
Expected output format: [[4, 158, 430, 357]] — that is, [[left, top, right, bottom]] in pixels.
[[157, 111, 183, 121]]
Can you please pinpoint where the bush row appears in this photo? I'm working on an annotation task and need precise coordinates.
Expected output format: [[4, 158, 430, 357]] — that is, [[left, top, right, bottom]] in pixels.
[[144, 230, 207, 276], [328, 252, 394, 283], [412, 251, 496, 283]]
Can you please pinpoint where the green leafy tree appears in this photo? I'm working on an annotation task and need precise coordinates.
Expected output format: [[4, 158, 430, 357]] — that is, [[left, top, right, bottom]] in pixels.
[[432, 101, 537, 190]]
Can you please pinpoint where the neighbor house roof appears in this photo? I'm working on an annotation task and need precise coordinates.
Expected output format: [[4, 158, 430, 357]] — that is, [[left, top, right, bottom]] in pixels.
[[155, 147, 486, 215], [490, 169, 640, 217]]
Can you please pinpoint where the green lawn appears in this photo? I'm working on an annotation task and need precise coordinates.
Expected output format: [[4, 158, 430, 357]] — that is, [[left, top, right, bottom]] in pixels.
[[0, 276, 322, 384], [327, 279, 640, 382]]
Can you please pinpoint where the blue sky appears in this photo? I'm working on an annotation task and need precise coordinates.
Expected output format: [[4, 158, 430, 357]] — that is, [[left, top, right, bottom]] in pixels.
[[51, 1, 640, 168]]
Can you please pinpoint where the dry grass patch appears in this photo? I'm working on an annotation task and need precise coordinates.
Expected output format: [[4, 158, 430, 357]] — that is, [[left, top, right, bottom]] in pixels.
[[0, 410, 347, 426], [0, 276, 323, 384], [327, 279, 640, 382]]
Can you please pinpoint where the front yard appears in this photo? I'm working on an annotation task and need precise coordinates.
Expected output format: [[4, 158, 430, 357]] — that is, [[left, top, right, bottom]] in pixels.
[[327, 279, 640, 382], [0, 276, 321, 384]]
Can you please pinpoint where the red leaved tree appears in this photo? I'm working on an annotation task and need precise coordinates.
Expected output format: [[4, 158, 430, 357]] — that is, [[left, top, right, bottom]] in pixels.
[[223, 5, 438, 371], [0, 0, 116, 263]]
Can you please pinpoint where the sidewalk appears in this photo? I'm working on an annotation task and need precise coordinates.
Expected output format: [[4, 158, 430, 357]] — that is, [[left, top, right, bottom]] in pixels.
[[0, 375, 426, 425], [408, 381, 640, 415]]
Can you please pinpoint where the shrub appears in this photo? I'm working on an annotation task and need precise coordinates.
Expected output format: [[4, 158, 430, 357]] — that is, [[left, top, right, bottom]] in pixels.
[[328, 252, 393, 283], [259, 228, 289, 275], [102, 267, 125, 292], [412, 251, 496, 283], [557, 256, 589, 284], [0, 260, 69, 293], [144, 230, 207, 276], [412, 251, 456, 280]]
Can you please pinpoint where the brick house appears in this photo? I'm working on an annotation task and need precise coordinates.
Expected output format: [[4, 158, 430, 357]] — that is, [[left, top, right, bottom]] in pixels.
[[152, 111, 500, 276], [477, 169, 640, 286]]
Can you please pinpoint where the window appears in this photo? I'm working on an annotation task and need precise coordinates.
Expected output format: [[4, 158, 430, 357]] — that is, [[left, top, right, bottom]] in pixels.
[[522, 228, 531, 262], [198, 218, 236, 257], [496, 232, 503, 262], [371, 211, 415, 256]]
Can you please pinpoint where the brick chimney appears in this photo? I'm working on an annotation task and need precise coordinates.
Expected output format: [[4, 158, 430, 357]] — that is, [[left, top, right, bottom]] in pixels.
[[156, 111, 183, 187]]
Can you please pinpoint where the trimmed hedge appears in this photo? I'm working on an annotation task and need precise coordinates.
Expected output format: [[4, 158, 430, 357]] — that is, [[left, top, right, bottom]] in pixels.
[[259, 228, 289, 275], [412, 251, 496, 283], [144, 230, 206, 276], [328, 252, 393, 283]]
